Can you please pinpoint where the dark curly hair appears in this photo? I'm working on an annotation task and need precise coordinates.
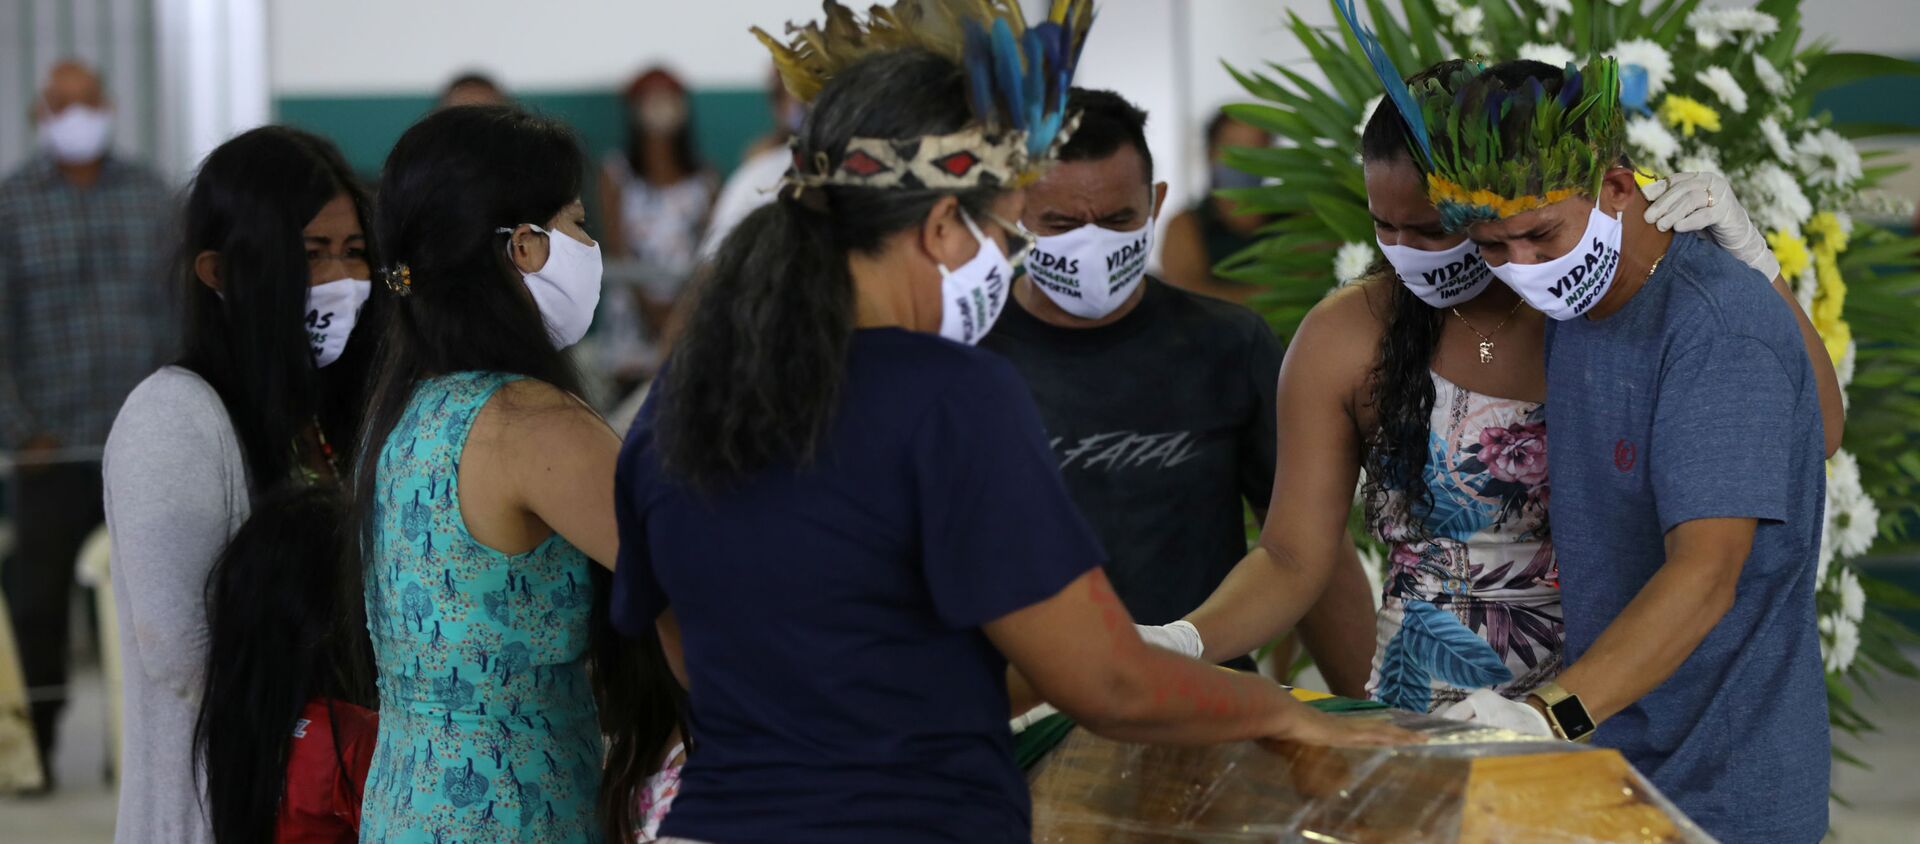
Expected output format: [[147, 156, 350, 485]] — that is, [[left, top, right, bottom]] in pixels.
[[1357, 60, 1476, 538]]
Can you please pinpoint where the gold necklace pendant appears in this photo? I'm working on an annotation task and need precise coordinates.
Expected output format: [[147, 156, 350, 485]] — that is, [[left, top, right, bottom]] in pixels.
[[1452, 299, 1523, 365]]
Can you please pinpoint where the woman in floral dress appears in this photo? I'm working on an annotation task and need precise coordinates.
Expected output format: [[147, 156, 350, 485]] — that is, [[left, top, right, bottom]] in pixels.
[[1168, 60, 1835, 720]]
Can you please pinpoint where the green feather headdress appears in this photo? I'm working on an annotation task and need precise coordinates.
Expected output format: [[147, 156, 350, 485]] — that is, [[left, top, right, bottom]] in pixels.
[[1424, 58, 1626, 230]]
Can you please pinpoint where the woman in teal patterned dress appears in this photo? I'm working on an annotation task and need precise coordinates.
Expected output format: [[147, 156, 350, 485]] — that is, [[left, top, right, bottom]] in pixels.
[[351, 106, 663, 843]]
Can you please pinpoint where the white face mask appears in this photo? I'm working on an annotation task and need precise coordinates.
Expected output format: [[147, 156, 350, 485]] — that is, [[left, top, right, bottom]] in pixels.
[[38, 104, 113, 164], [1378, 236, 1495, 309], [305, 278, 372, 368], [500, 224, 605, 349], [935, 211, 1012, 345], [1487, 206, 1625, 321], [1025, 216, 1153, 320]]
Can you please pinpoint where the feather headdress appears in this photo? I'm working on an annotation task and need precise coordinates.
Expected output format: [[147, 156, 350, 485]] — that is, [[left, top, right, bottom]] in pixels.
[[753, 0, 1095, 192], [1422, 59, 1626, 228]]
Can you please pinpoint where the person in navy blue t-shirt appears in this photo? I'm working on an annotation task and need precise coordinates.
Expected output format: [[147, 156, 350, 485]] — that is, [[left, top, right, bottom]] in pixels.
[[609, 41, 1415, 844], [1448, 61, 1833, 842]]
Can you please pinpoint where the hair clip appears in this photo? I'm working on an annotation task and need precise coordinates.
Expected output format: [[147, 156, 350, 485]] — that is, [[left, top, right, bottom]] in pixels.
[[382, 263, 413, 297]]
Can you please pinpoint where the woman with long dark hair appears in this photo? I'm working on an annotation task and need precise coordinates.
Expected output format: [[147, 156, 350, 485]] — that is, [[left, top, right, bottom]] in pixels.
[[597, 67, 717, 389], [353, 104, 674, 844], [1165, 60, 1842, 726], [613, 8, 1417, 841], [102, 125, 382, 843]]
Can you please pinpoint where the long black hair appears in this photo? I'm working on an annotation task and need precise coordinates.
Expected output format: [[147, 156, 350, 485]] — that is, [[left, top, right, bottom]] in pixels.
[[656, 48, 1005, 488], [1358, 60, 1474, 534], [354, 104, 671, 843], [176, 125, 380, 491], [178, 126, 381, 844], [195, 488, 370, 843]]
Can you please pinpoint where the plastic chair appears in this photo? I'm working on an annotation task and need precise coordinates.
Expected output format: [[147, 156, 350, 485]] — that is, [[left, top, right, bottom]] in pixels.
[[74, 526, 117, 781]]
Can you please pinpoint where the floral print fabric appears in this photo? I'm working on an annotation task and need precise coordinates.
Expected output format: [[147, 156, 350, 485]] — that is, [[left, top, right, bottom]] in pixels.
[[360, 372, 601, 844], [1363, 371, 1564, 713]]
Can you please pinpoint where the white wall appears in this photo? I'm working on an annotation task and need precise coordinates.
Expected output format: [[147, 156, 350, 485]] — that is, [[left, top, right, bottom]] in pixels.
[[268, 0, 827, 94]]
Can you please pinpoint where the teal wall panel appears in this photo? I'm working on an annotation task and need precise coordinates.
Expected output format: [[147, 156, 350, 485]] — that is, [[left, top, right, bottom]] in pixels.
[[276, 88, 774, 177]]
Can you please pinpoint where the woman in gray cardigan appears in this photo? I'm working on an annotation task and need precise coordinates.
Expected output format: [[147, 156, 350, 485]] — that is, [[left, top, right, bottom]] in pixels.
[[101, 126, 381, 843]]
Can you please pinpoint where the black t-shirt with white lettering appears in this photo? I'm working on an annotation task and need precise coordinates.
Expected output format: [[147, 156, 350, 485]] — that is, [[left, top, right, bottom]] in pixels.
[[982, 277, 1282, 629]]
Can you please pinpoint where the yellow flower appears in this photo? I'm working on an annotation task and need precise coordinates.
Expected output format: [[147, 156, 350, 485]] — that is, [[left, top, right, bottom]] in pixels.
[[1659, 95, 1722, 137], [1817, 316, 1852, 367], [1768, 230, 1812, 281], [1807, 211, 1851, 254], [1813, 248, 1846, 327]]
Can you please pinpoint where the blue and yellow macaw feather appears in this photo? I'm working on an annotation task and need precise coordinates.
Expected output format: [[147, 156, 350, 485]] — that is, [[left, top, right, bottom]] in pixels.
[[758, 0, 1093, 162], [1332, 0, 1432, 168]]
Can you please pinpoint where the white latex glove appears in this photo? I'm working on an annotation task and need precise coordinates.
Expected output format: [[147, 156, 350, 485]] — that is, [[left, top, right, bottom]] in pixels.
[[1438, 688, 1554, 738], [1642, 171, 1781, 282], [1135, 620, 1204, 659]]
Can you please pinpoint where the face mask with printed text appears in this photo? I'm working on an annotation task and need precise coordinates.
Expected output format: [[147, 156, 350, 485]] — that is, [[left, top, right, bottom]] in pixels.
[[1487, 207, 1625, 321], [305, 278, 371, 368], [1024, 217, 1153, 320], [1378, 237, 1494, 308]]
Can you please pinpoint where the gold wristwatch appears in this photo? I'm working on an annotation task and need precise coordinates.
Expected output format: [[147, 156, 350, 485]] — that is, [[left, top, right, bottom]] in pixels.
[[1527, 681, 1596, 743]]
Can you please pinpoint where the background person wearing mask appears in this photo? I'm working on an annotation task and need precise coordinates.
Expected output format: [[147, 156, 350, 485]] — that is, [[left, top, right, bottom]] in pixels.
[[598, 67, 717, 394], [980, 88, 1369, 682], [1160, 111, 1274, 304], [0, 59, 173, 792]]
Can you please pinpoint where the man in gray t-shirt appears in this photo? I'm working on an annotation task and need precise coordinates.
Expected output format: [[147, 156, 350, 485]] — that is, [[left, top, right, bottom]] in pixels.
[[1428, 59, 1833, 842]]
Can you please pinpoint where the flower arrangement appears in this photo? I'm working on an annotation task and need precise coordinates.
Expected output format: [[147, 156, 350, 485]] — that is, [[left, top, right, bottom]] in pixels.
[[1221, 0, 1920, 779]]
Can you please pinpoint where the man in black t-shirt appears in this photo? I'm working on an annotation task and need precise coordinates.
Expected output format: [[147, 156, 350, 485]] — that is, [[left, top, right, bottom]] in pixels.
[[981, 90, 1285, 665]]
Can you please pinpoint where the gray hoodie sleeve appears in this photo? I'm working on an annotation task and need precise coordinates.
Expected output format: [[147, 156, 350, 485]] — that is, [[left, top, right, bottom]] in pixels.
[[102, 367, 249, 701]]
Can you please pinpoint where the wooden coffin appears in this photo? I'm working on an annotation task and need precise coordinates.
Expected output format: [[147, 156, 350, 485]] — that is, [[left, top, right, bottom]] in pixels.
[[1026, 703, 1711, 843]]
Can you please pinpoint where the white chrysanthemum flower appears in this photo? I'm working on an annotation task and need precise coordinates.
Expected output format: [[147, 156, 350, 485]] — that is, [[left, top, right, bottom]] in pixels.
[[1834, 612, 1860, 673], [1829, 450, 1864, 504], [1754, 55, 1791, 98], [1837, 340, 1857, 389], [1520, 43, 1579, 69], [1759, 117, 1795, 164], [1720, 8, 1781, 37], [1674, 148, 1724, 177], [1608, 39, 1675, 97], [1468, 36, 1494, 57], [1538, 0, 1573, 15], [1795, 128, 1865, 190], [1435, 0, 1463, 15], [1335, 242, 1375, 286], [1818, 612, 1833, 665], [1833, 488, 1881, 559], [1536, 17, 1555, 37], [1815, 514, 1835, 586], [1697, 66, 1749, 114], [1453, 5, 1485, 35], [1626, 115, 1680, 167], [1820, 611, 1860, 673], [1357, 94, 1383, 139], [1740, 162, 1815, 232], [1690, 7, 1780, 50], [1839, 566, 1866, 624]]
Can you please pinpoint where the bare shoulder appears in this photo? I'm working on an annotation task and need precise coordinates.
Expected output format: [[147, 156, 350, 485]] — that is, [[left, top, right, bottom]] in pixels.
[[478, 378, 616, 445], [1289, 275, 1391, 374]]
